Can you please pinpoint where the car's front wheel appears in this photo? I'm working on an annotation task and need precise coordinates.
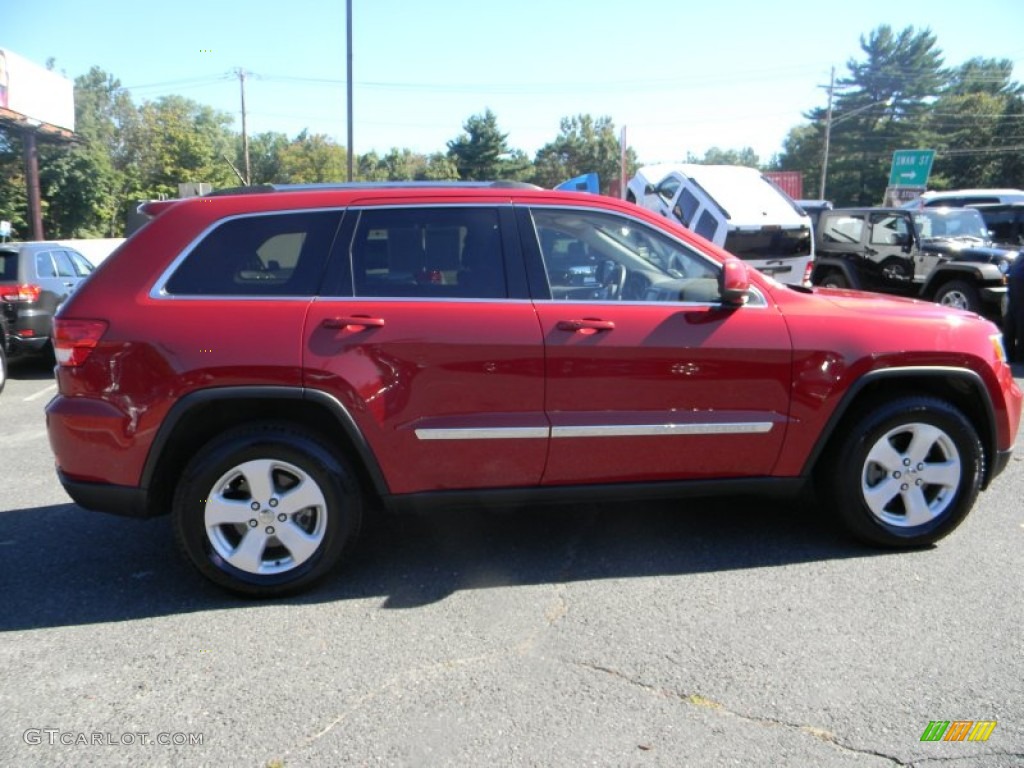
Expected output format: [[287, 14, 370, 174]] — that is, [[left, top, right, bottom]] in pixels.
[[934, 280, 981, 314], [824, 397, 982, 547], [173, 424, 362, 596]]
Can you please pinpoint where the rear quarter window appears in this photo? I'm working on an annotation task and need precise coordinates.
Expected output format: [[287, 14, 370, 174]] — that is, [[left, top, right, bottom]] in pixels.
[[162, 211, 342, 296]]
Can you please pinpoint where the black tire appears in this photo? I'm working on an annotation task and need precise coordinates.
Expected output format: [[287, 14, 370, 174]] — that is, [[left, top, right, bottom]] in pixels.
[[819, 271, 849, 289], [934, 280, 981, 314], [823, 397, 982, 547], [0, 337, 6, 395], [173, 423, 363, 597]]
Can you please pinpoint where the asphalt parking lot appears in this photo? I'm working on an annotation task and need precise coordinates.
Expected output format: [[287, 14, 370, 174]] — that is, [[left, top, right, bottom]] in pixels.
[[1, 356, 1022, 767]]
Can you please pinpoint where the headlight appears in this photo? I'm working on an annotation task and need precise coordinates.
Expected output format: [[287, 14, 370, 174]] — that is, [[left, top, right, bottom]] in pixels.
[[998, 259, 1011, 275]]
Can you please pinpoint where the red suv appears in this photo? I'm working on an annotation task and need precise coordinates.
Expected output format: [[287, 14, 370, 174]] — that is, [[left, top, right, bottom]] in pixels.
[[46, 183, 1022, 596]]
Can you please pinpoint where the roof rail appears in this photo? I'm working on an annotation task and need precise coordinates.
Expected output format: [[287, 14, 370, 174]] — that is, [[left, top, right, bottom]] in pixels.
[[206, 180, 542, 196]]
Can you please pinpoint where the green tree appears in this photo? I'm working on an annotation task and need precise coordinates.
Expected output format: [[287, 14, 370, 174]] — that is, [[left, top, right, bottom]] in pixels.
[[277, 130, 347, 183], [686, 146, 760, 167], [0, 130, 29, 239], [127, 95, 237, 198], [447, 109, 511, 180], [926, 59, 1024, 188], [420, 152, 459, 180], [532, 114, 636, 194], [781, 25, 946, 205], [241, 131, 290, 185]]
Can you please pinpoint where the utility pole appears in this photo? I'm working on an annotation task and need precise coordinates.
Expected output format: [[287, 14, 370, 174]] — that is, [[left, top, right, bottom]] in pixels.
[[237, 68, 251, 185], [24, 131, 43, 239], [818, 66, 835, 200], [346, 0, 354, 182]]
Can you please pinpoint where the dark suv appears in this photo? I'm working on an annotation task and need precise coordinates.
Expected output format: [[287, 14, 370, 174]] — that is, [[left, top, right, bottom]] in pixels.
[[811, 207, 1018, 316], [46, 183, 1022, 596], [0, 241, 94, 362]]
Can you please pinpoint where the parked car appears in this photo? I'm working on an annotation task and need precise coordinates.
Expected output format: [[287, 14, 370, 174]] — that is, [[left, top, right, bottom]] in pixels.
[[0, 241, 94, 361], [626, 164, 814, 286], [902, 188, 1024, 209], [970, 202, 1024, 249], [47, 183, 1021, 596], [811, 206, 1019, 316]]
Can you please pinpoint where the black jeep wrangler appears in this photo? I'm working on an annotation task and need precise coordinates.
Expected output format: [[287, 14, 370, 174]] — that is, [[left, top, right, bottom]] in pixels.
[[810, 206, 1018, 317]]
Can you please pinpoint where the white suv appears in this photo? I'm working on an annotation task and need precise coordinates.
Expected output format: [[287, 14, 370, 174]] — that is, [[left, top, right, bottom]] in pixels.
[[903, 189, 1024, 209]]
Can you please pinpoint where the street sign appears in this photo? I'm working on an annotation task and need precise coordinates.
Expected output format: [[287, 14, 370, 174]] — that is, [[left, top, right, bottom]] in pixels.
[[888, 150, 935, 187]]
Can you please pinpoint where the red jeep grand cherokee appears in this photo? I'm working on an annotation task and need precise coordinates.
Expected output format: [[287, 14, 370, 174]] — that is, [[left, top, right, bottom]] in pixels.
[[46, 183, 1022, 596]]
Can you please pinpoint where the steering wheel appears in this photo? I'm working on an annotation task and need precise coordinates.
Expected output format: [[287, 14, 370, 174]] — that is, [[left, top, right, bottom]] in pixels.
[[598, 260, 627, 300]]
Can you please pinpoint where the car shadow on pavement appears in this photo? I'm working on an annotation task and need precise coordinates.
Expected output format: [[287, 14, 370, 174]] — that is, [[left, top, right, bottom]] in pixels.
[[6, 355, 56, 381], [0, 495, 900, 631]]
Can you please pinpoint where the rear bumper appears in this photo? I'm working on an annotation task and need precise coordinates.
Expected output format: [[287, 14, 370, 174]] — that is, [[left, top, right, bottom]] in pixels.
[[7, 333, 50, 357], [58, 470, 153, 518]]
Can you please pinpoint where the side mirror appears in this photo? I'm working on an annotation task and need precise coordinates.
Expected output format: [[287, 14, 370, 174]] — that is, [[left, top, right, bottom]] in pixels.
[[720, 258, 750, 307], [644, 184, 655, 196]]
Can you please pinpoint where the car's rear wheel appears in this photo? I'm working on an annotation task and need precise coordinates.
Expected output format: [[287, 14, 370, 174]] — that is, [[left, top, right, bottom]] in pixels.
[[173, 424, 362, 596], [934, 280, 981, 313], [824, 397, 982, 547]]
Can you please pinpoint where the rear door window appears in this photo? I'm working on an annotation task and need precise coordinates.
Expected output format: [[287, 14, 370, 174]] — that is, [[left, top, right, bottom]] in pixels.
[[349, 207, 507, 299]]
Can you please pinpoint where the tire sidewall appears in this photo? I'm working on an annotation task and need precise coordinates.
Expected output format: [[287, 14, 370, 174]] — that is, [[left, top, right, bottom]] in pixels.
[[174, 427, 361, 596], [830, 398, 982, 546], [935, 280, 980, 313]]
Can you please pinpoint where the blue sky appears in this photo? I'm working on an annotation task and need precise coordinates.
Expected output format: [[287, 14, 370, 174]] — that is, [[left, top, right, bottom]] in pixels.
[[6, 0, 1024, 165]]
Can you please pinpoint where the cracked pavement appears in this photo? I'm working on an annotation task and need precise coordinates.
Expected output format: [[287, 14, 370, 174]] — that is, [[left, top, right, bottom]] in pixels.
[[1, 360, 1023, 766]]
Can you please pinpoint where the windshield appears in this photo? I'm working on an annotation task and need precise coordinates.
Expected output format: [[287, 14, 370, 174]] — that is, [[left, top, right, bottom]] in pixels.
[[914, 209, 989, 240]]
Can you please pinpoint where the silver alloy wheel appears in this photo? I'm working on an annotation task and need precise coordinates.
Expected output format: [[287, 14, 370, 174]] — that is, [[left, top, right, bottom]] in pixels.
[[204, 458, 328, 575], [860, 422, 962, 528], [938, 289, 971, 310]]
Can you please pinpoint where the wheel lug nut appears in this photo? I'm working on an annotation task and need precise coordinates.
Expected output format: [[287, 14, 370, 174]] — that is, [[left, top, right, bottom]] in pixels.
[[903, 458, 911, 466], [266, 526, 275, 535], [269, 498, 278, 507], [917, 463, 924, 471], [278, 513, 286, 522], [251, 501, 260, 511], [901, 484, 909, 491], [893, 471, 901, 478], [248, 519, 257, 527]]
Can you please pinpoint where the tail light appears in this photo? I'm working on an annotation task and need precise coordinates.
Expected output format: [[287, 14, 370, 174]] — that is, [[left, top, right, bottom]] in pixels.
[[802, 261, 814, 287], [0, 284, 42, 302], [54, 319, 108, 367]]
